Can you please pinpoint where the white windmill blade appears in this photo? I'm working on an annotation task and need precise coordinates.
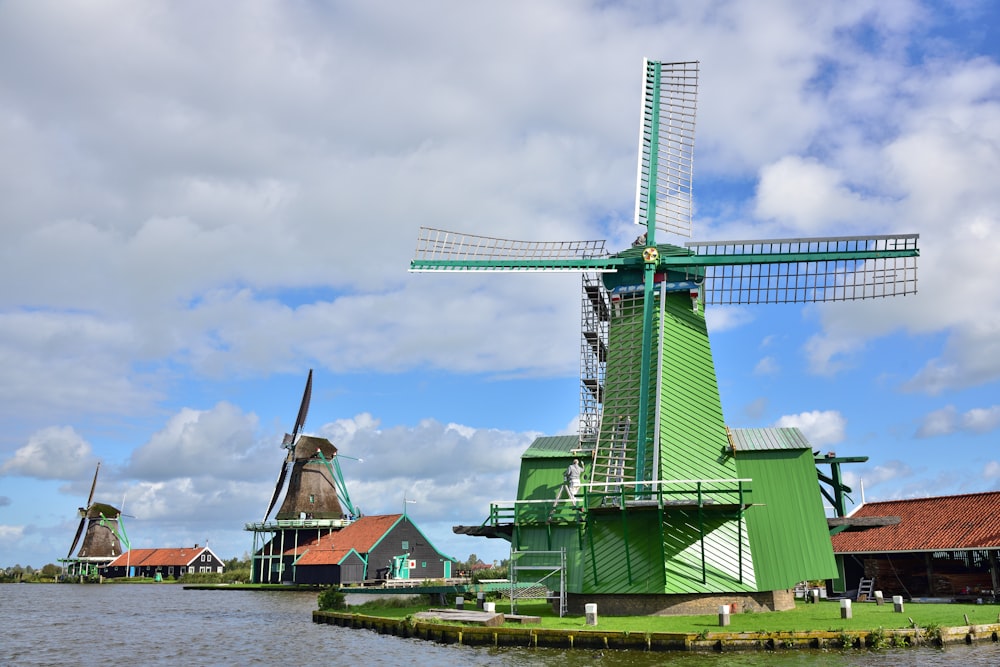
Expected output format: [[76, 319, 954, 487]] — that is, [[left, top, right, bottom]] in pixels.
[[410, 227, 612, 272], [687, 234, 920, 305], [634, 59, 699, 239]]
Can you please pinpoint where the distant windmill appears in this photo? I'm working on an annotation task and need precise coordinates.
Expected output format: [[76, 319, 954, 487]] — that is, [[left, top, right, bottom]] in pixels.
[[247, 369, 358, 583], [411, 60, 919, 608], [62, 462, 130, 579]]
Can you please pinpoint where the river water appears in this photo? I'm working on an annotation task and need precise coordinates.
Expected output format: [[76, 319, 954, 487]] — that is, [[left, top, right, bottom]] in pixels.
[[3, 583, 999, 666]]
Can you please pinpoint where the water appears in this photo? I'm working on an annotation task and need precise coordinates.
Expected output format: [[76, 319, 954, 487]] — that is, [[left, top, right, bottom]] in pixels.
[[2, 584, 999, 666]]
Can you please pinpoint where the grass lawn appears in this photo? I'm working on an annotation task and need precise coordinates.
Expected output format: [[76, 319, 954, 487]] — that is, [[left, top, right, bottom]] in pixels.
[[346, 597, 1000, 634]]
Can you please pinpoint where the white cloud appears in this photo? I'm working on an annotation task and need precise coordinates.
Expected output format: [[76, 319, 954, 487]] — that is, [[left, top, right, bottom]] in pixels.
[[0, 525, 25, 541], [773, 410, 846, 447], [125, 402, 266, 480], [915, 404, 1000, 438], [1, 426, 96, 479], [915, 405, 958, 438], [859, 460, 914, 489], [753, 356, 779, 376], [754, 156, 881, 234]]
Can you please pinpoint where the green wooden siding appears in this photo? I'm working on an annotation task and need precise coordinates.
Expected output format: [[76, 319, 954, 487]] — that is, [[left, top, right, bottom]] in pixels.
[[663, 511, 757, 594], [658, 291, 735, 484], [735, 449, 838, 590]]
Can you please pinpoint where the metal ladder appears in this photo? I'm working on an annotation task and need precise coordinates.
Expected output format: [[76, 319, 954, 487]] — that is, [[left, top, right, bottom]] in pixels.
[[857, 577, 875, 601]]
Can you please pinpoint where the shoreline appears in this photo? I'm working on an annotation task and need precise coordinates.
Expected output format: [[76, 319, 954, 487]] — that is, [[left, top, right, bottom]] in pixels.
[[313, 610, 1000, 652]]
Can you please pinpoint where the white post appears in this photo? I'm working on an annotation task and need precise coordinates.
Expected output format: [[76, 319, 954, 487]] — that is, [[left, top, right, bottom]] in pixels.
[[455, 595, 464, 610], [585, 603, 598, 626], [893, 595, 904, 613], [809, 588, 820, 604], [483, 601, 496, 613], [874, 591, 884, 606], [718, 604, 731, 626], [840, 598, 852, 619]]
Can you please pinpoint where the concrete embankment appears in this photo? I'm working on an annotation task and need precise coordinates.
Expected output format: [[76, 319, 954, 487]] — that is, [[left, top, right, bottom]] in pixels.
[[313, 610, 1000, 652]]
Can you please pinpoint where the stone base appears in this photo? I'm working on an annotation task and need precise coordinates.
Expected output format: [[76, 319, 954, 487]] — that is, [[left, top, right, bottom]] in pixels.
[[561, 589, 794, 616]]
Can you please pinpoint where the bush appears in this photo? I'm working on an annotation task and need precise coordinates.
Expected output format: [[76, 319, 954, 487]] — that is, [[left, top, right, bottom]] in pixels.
[[318, 587, 347, 611]]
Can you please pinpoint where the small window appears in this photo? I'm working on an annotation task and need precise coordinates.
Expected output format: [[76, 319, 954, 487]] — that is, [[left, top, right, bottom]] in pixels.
[[401, 540, 409, 551], [421, 562, 427, 568], [309, 494, 315, 503]]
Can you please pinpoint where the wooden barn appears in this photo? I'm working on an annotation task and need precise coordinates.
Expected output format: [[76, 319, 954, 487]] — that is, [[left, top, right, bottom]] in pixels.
[[286, 513, 456, 585], [830, 492, 1000, 602], [104, 545, 225, 579]]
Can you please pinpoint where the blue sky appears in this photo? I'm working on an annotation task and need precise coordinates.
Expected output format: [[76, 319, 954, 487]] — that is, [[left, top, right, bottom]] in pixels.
[[2, 0, 1000, 568]]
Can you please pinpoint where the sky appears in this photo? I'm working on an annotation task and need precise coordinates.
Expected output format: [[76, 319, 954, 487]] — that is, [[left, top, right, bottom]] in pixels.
[[1, 0, 999, 569]]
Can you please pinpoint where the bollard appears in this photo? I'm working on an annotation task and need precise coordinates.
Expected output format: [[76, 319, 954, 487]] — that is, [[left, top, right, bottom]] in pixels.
[[483, 601, 496, 613], [893, 595, 904, 613], [455, 596, 465, 610], [476, 592, 485, 609], [840, 598, 852, 619], [718, 604, 731, 627], [585, 603, 598, 626], [809, 589, 820, 604], [874, 591, 884, 606]]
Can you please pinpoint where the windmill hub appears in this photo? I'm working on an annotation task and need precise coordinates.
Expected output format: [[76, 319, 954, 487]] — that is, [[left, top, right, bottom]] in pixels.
[[642, 246, 659, 263]]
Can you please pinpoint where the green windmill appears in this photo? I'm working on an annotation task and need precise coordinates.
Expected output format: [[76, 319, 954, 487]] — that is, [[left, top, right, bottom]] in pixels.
[[410, 60, 919, 614]]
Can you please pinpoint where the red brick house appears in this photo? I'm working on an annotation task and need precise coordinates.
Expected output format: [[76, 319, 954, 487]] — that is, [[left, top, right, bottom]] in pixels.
[[830, 492, 1000, 601], [104, 545, 225, 579]]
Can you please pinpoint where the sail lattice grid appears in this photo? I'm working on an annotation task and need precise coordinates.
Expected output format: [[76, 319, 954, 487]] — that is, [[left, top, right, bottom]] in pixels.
[[687, 234, 919, 304], [634, 60, 698, 238], [412, 227, 608, 271]]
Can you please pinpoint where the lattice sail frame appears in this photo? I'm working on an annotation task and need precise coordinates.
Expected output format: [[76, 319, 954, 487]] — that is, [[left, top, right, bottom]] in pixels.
[[634, 59, 698, 239], [412, 227, 609, 272], [685, 234, 919, 304]]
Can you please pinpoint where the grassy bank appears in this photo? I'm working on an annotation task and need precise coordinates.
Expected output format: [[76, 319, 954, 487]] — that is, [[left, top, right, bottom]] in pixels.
[[347, 597, 1000, 634]]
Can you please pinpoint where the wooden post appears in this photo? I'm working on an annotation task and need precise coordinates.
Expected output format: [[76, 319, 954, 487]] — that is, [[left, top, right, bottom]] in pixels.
[[585, 603, 598, 626], [840, 599, 852, 619], [893, 595, 904, 613], [455, 595, 465, 610], [874, 591, 884, 605]]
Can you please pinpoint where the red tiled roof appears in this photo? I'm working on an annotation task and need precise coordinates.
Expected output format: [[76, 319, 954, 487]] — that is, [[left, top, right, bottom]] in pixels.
[[107, 546, 212, 568], [831, 491, 1000, 553], [293, 514, 403, 567]]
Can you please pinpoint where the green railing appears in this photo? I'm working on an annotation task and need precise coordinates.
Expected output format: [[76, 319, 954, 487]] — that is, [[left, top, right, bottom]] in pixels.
[[484, 478, 751, 527]]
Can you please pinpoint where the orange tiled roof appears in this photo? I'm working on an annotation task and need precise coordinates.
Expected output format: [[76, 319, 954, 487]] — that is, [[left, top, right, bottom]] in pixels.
[[831, 491, 1000, 553], [293, 514, 403, 567], [107, 546, 211, 567]]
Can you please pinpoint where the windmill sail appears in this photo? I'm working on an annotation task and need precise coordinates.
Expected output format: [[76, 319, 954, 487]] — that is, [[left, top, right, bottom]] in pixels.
[[634, 59, 698, 238], [262, 369, 314, 522], [687, 234, 919, 304]]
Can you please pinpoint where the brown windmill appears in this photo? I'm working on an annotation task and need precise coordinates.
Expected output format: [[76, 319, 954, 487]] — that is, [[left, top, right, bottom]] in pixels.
[[61, 462, 129, 579], [247, 369, 358, 583]]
